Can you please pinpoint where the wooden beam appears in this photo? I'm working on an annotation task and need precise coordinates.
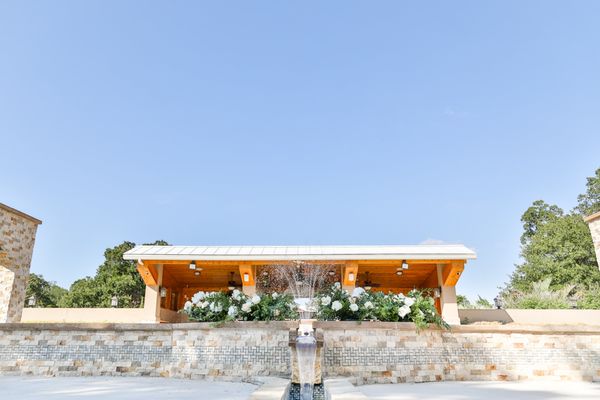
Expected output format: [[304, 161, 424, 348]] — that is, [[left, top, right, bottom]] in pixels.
[[421, 269, 439, 288], [137, 262, 158, 286], [442, 261, 465, 286]]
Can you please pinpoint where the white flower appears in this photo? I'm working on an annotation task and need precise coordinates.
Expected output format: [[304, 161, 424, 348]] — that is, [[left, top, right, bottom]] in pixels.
[[183, 301, 193, 312], [331, 301, 343, 311], [227, 306, 238, 317], [272, 292, 278, 299], [192, 291, 205, 304], [396, 293, 405, 300], [334, 282, 341, 289], [364, 301, 374, 309], [232, 289, 242, 301], [273, 309, 280, 317], [321, 296, 332, 306], [241, 302, 252, 313], [352, 287, 365, 297], [200, 301, 209, 309], [210, 303, 223, 313], [349, 303, 359, 312], [251, 295, 261, 304], [398, 305, 411, 318], [404, 297, 415, 307]]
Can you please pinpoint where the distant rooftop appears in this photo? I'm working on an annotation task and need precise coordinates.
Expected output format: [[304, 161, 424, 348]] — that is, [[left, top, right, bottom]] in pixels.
[[124, 244, 476, 261], [0, 203, 42, 225]]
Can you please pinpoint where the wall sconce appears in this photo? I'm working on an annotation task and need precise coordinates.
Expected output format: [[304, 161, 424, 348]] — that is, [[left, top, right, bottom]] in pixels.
[[243, 272, 250, 282], [328, 270, 335, 276], [433, 287, 441, 298], [28, 295, 36, 307], [494, 297, 504, 309], [110, 295, 118, 308], [160, 287, 167, 298], [402, 260, 409, 270], [348, 272, 355, 282]]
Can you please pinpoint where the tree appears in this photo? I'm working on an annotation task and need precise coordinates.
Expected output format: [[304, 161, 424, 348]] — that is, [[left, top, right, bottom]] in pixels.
[[60, 240, 168, 308], [25, 273, 68, 307], [575, 167, 600, 216], [503, 167, 600, 305]]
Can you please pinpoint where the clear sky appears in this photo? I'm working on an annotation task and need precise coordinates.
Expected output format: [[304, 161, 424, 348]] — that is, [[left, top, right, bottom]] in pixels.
[[1, 2, 599, 301]]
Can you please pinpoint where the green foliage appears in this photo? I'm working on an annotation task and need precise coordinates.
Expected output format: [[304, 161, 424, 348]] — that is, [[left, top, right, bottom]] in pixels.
[[25, 273, 67, 307], [60, 240, 168, 308], [457, 295, 493, 309], [575, 167, 600, 216], [314, 283, 448, 331], [504, 167, 600, 298], [577, 284, 600, 309], [502, 278, 574, 309], [183, 290, 299, 322]]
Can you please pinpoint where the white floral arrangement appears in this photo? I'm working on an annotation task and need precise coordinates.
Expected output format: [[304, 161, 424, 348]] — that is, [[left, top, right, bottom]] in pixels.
[[182, 289, 298, 322], [314, 283, 448, 330]]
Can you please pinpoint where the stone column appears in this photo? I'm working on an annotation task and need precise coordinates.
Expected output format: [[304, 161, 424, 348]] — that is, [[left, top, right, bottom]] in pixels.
[[143, 264, 163, 323], [436, 264, 461, 325], [584, 211, 600, 269], [0, 203, 42, 323]]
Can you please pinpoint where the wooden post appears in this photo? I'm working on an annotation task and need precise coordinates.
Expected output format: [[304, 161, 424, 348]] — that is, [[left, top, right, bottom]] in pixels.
[[239, 264, 256, 296], [343, 262, 358, 292]]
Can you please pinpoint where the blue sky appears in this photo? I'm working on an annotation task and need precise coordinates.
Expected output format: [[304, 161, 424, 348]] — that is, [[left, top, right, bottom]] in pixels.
[[1, 2, 599, 301]]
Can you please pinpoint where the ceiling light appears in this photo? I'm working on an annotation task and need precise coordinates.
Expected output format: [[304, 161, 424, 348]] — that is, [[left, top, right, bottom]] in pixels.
[[194, 271, 200, 276], [396, 271, 403, 276], [189, 261, 197, 270], [402, 260, 409, 270]]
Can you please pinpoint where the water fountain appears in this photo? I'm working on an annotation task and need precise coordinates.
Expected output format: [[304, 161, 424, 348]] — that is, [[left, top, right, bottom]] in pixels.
[[259, 262, 331, 399]]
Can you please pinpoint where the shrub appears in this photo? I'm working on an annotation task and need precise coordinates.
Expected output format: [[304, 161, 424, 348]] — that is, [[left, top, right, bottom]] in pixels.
[[577, 284, 600, 309], [501, 278, 574, 309], [314, 283, 448, 331], [182, 289, 298, 322]]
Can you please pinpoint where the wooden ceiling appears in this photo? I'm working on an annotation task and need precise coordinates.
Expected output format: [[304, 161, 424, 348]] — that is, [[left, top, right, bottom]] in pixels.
[[152, 260, 453, 291]]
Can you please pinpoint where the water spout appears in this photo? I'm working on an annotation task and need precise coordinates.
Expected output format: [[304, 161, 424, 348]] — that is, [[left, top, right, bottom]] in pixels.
[[296, 324, 317, 400]]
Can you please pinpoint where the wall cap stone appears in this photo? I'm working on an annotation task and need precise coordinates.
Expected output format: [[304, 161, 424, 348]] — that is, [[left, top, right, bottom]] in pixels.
[[0, 202, 42, 225], [0, 320, 298, 331]]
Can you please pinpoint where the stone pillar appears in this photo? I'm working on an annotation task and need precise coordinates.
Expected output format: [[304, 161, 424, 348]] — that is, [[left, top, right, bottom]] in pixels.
[[436, 264, 461, 325], [584, 211, 600, 269], [0, 203, 42, 323], [143, 264, 163, 323]]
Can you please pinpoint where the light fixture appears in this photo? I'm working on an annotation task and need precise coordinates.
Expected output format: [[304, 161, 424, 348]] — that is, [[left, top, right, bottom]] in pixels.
[[402, 260, 409, 270], [348, 272, 355, 282], [228, 272, 237, 290], [328, 270, 335, 276], [160, 287, 167, 298], [189, 261, 197, 270], [243, 272, 250, 282], [433, 287, 441, 298], [494, 297, 503, 309], [365, 286, 372, 291], [194, 271, 201, 276], [28, 295, 36, 307], [110, 295, 118, 308], [396, 271, 403, 276]]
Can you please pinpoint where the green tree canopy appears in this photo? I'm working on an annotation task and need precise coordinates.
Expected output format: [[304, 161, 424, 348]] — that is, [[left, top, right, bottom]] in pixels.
[[504, 167, 600, 302], [25, 273, 68, 307], [60, 240, 168, 308]]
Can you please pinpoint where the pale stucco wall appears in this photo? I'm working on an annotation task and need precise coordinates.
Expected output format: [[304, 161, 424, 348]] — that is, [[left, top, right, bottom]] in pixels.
[[0, 204, 41, 323]]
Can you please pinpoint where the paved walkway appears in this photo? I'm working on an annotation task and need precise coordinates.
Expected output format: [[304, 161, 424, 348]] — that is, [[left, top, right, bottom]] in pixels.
[[358, 381, 600, 400], [0, 376, 257, 400]]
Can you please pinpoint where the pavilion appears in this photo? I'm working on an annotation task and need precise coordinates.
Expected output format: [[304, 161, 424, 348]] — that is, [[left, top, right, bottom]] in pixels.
[[123, 244, 476, 324]]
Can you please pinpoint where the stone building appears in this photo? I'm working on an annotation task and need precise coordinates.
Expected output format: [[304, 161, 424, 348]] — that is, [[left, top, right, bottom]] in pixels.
[[584, 210, 600, 269], [0, 203, 42, 323]]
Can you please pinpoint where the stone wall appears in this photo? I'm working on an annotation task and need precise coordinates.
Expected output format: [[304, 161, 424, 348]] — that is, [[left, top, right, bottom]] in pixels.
[[0, 322, 599, 383], [0, 322, 294, 379], [0, 204, 42, 323], [316, 322, 600, 384], [586, 212, 600, 267]]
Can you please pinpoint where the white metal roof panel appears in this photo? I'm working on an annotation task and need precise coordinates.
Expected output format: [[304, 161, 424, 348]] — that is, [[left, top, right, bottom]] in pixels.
[[123, 244, 476, 261]]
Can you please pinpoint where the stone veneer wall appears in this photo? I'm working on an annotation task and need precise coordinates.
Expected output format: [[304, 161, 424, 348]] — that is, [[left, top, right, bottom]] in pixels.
[[0, 322, 293, 379], [0, 204, 41, 323], [315, 322, 600, 384], [0, 321, 599, 383], [586, 213, 600, 267]]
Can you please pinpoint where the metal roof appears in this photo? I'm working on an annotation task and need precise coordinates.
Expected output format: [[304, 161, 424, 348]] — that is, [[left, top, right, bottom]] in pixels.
[[123, 244, 476, 261]]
